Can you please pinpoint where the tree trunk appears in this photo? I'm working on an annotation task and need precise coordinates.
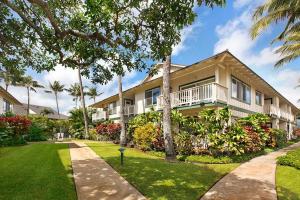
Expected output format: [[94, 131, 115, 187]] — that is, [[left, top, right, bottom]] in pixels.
[[77, 67, 89, 139], [27, 87, 30, 116], [5, 84, 8, 91], [75, 97, 78, 108], [118, 75, 126, 146], [93, 97, 96, 103], [55, 92, 60, 119], [162, 55, 176, 160]]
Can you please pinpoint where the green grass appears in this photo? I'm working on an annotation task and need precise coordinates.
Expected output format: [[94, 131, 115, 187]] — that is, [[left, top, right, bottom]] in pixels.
[[276, 165, 300, 200], [0, 143, 77, 200], [87, 142, 238, 200], [277, 148, 300, 169]]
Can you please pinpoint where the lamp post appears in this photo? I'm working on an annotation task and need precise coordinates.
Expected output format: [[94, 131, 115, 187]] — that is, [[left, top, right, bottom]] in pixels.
[[118, 147, 125, 166]]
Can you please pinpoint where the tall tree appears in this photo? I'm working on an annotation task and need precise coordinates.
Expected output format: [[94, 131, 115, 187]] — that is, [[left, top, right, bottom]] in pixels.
[[45, 81, 64, 119], [118, 75, 126, 146], [251, 0, 300, 66], [142, 0, 226, 160], [0, 67, 24, 91], [87, 87, 102, 103], [66, 83, 81, 108], [18, 76, 44, 116]]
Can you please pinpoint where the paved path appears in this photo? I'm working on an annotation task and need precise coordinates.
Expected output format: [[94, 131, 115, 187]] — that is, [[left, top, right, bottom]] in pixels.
[[69, 142, 146, 200], [201, 141, 300, 200]]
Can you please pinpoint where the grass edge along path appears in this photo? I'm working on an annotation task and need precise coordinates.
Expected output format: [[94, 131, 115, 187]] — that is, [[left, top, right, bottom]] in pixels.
[[0, 143, 77, 200], [87, 142, 238, 200]]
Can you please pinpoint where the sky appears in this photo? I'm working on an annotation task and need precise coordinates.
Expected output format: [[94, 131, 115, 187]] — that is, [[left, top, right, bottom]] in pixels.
[[4, 0, 300, 115]]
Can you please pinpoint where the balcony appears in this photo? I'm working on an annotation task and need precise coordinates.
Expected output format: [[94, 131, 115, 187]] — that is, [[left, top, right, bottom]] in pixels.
[[157, 83, 228, 109], [92, 109, 107, 121], [263, 104, 294, 122]]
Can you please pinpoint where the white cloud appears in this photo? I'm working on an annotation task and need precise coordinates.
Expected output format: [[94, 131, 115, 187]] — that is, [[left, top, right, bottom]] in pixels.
[[214, 3, 281, 68], [172, 21, 202, 56]]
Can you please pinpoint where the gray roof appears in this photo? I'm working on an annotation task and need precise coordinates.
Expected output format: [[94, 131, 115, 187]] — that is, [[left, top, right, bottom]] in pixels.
[[14, 104, 68, 120]]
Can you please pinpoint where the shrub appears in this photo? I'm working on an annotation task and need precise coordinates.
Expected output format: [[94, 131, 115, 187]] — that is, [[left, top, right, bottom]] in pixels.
[[267, 129, 287, 148], [96, 122, 121, 141], [277, 149, 300, 169], [88, 129, 98, 140], [133, 122, 158, 151], [174, 131, 193, 155], [243, 126, 264, 153], [25, 123, 47, 141]]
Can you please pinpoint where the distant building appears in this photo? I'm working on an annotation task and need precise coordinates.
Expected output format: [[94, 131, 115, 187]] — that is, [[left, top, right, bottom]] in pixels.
[[14, 104, 68, 120], [0, 86, 22, 114]]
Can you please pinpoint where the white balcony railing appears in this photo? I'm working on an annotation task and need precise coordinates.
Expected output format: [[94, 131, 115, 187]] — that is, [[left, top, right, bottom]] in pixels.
[[124, 105, 135, 116], [263, 104, 294, 122], [92, 109, 107, 121], [157, 83, 228, 109]]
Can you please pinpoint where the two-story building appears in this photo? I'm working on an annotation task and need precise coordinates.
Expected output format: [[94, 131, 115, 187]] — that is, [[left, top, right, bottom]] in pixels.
[[0, 86, 22, 114], [90, 51, 299, 138]]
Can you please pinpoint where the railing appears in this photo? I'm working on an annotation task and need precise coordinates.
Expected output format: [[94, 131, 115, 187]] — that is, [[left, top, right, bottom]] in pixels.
[[157, 83, 228, 109], [92, 110, 107, 121], [108, 107, 117, 115], [263, 104, 294, 122], [124, 105, 135, 116]]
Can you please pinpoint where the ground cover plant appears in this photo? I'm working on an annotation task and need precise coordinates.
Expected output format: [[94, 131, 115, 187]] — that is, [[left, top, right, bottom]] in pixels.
[[277, 148, 300, 169], [87, 142, 238, 200], [0, 143, 77, 200]]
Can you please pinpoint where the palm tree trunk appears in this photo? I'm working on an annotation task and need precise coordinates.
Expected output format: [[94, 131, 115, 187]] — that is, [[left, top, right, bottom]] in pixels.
[[55, 92, 60, 119], [5, 84, 8, 91], [118, 75, 126, 146], [27, 87, 30, 116], [162, 55, 176, 160], [77, 66, 89, 139], [93, 96, 96, 103], [75, 97, 78, 108]]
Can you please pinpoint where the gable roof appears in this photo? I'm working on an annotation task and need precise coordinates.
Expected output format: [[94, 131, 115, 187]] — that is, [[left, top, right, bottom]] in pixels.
[[90, 50, 300, 113], [14, 104, 68, 120], [0, 86, 22, 105]]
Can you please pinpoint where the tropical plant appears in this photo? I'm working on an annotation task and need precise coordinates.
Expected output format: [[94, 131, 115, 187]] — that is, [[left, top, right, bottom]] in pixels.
[[65, 83, 81, 108], [45, 81, 65, 119], [87, 87, 102, 103], [0, 67, 24, 91], [69, 108, 85, 139], [251, 0, 300, 66], [17, 76, 44, 116], [40, 108, 54, 116], [174, 131, 193, 155], [133, 122, 158, 151]]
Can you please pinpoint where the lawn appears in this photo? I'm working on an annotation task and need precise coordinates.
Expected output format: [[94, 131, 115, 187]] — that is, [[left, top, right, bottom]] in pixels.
[[0, 143, 77, 200], [276, 147, 300, 200], [276, 166, 300, 200], [87, 142, 238, 200]]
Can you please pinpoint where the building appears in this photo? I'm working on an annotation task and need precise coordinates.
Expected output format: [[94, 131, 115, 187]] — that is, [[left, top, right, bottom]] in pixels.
[[90, 51, 299, 138], [14, 104, 68, 120], [0, 86, 22, 114]]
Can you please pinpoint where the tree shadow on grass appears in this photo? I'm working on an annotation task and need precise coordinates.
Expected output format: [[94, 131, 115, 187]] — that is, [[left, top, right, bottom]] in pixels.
[[93, 154, 229, 200], [0, 143, 77, 200]]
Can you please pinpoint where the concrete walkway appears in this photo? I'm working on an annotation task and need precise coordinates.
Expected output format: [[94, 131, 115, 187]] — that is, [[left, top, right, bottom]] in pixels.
[[69, 142, 146, 200], [201, 141, 300, 200]]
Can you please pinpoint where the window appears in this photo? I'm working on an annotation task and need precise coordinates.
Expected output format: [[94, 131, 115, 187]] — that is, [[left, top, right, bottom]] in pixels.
[[145, 87, 160, 106], [108, 101, 117, 115], [255, 91, 262, 105], [3, 99, 11, 113], [231, 77, 251, 104]]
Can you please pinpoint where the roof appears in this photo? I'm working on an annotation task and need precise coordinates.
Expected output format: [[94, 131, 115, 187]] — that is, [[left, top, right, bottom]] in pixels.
[[14, 104, 68, 120], [0, 86, 22, 105], [90, 50, 300, 113]]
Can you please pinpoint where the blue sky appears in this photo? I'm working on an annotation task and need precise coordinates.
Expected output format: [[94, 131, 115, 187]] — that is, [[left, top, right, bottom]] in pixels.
[[6, 0, 300, 114]]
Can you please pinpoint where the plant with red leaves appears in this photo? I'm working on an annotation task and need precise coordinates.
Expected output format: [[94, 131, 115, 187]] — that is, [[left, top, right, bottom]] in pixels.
[[0, 116, 31, 136]]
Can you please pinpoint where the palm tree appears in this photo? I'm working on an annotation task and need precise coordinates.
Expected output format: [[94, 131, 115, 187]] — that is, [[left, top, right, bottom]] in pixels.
[[0, 67, 23, 91], [66, 83, 81, 108], [87, 87, 103, 103], [45, 81, 64, 119], [251, 0, 300, 66], [118, 75, 126, 146], [18, 76, 44, 116], [40, 108, 54, 116]]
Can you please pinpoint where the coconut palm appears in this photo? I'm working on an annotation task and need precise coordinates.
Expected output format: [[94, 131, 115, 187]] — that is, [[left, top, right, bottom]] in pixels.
[[40, 108, 54, 116], [251, 0, 300, 66], [87, 87, 103, 103], [0, 67, 24, 91], [45, 81, 65, 119], [66, 83, 81, 108], [18, 76, 44, 116]]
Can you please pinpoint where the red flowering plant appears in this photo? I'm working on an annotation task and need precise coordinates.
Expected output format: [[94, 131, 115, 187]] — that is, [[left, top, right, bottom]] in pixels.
[[0, 116, 31, 137], [96, 123, 121, 140]]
